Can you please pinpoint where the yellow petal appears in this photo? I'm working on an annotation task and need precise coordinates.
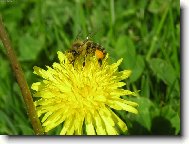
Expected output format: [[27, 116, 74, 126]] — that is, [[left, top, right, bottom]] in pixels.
[[60, 117, 72, 135], [94, 111, 107, 135], [31, 82, 41, 91], [109, 109, 128, 132], [85, 113, 96, 135]]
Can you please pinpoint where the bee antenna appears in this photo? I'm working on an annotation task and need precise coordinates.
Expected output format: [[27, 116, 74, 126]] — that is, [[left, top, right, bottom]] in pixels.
[[82, 35, 90, 45], [82, 30, 97, 45], [88, 30, 97, 39]]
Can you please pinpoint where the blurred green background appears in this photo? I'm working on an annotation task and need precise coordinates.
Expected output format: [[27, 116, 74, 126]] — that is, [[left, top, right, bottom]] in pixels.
[[0, 0, 180, 135]]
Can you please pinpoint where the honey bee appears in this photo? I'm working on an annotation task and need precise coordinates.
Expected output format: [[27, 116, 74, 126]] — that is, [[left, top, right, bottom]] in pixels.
[[66, 36, 106, 65]]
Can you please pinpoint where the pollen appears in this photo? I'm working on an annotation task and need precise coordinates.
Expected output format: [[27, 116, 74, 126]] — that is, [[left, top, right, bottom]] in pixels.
[[95, 49, 105, 59]]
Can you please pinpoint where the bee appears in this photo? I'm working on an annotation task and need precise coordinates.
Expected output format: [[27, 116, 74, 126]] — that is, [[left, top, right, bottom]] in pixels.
[[66, 36, 106, 65]]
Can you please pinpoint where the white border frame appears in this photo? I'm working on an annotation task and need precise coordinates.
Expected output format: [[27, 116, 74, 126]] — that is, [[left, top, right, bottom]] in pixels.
[[0, 0, 187, 144]]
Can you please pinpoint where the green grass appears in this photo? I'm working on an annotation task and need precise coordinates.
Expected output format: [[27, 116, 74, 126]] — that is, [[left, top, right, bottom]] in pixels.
[[0, 0, 180, 135]]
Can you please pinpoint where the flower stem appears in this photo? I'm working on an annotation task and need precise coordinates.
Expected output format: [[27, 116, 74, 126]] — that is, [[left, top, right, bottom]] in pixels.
[[0, 17, 44, 135]]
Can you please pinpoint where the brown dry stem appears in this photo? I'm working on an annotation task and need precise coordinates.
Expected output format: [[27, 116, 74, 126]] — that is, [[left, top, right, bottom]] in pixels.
[[0, 17, 44, 135]]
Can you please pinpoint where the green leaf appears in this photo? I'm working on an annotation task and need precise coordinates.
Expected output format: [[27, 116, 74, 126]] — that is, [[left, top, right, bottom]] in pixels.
[[130, 55, 145, 82], [161, 105, 180, 134], [0, 123, 11, 135], [114, 36, 144, 82], [148, 0, 169, 14], [149, 58, 178, 86], [0, 111, 17, 135], [115, 36, 136, 69], [18, 34, 45, 61], [132, 97, 155, 131], [141, 75, 150, 98], [17, 125, 34, 135], [0, 58, 12, 102]]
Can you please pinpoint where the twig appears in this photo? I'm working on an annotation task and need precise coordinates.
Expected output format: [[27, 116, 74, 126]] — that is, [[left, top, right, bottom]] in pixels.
[[0, 17, 44, 135]]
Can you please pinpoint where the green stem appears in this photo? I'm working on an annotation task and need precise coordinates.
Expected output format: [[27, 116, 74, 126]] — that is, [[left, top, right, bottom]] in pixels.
[[146, 7, 169, 61], [0, 17, 44, 135], [110, 0, 115, 26]]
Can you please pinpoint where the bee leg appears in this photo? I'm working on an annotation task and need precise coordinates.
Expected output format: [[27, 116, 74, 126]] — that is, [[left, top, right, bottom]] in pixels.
[[83, 62, 85, 67], [98, 59, 102, 65]]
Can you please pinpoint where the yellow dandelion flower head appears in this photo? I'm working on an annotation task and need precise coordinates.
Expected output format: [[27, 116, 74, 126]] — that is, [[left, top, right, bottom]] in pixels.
[[31, 51, 138, 135]]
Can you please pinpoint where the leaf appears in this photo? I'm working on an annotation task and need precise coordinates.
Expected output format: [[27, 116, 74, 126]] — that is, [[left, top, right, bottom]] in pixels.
[[161, 105, 180, 134], [0, 111, 17, 135], [0, 123, 11, 134], [114, 36, 144, 82], [130, 97, 155, 131], [149, 58, 178, 86], [18, 34, 45, 61], [141, 75, 150, 98], [130, 55, 145, 82], [0, 58, 12, 100], [148, 0, 169, 14], [114, 35, 136, 68], [135, 97, 153, 131], [17, 125, 34, 135]]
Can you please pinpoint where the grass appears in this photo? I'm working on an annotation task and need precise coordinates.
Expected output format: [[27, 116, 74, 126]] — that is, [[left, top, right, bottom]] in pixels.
[[0, 0, 180, 135]]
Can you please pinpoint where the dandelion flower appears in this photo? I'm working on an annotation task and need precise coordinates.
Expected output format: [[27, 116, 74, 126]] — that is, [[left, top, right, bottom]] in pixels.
[[31, 51, 138, 135]]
